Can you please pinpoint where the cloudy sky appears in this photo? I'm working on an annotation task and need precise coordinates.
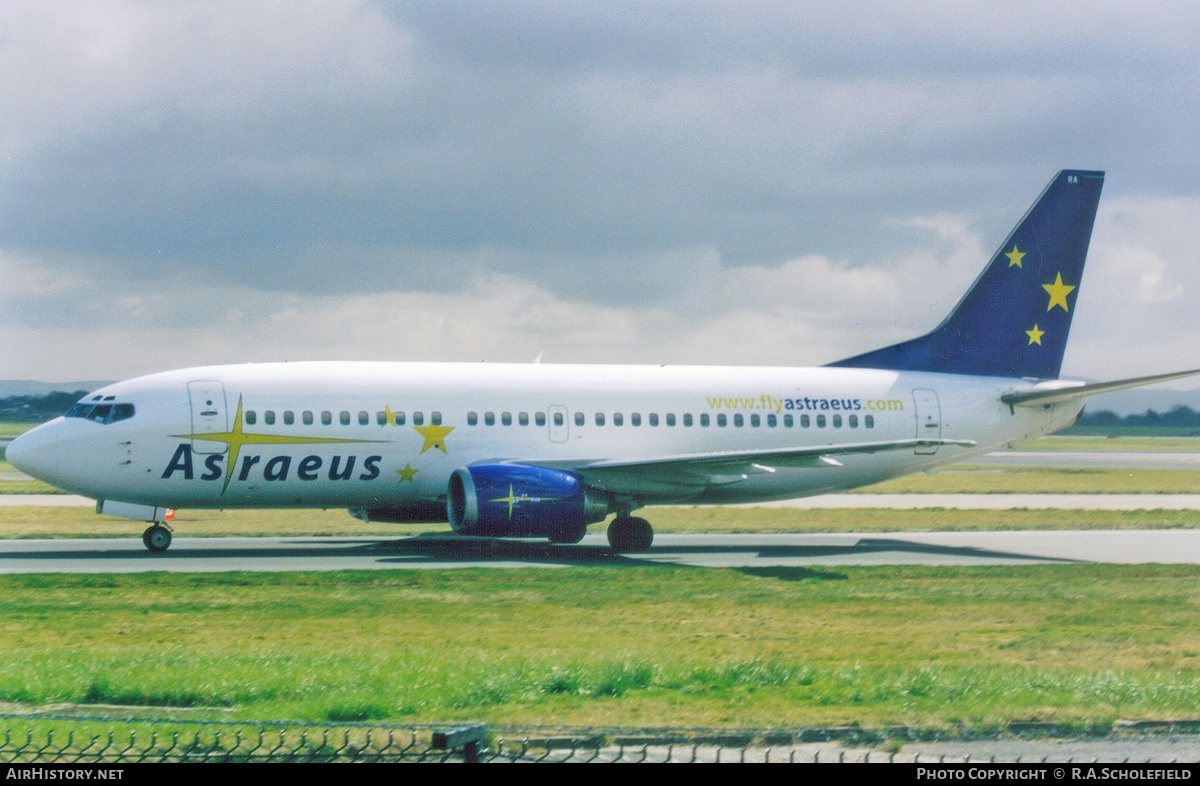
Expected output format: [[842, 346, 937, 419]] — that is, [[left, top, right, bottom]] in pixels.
[[2, 0, 1198, 389]]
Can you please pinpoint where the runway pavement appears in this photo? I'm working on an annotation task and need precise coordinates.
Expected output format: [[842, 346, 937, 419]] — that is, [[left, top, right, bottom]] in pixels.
[[5, 529, 1200, 573]]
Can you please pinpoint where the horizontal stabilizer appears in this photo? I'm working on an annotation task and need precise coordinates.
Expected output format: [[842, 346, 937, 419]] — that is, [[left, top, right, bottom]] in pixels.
[[1001, 368, 1200, 408]]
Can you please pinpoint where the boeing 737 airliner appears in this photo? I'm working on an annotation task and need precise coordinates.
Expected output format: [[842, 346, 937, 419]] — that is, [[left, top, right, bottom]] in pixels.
[[9, 170, 1198, 552]]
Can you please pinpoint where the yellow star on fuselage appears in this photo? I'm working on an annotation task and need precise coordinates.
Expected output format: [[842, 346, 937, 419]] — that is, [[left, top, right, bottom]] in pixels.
[[396, 463, 419, 483], [1042, 273, 1076, 312], [1026, 324, 1045, 345], [413, 424, 454, 454], [1005, 245, 1025, 268], [382, 405, 397, 427]]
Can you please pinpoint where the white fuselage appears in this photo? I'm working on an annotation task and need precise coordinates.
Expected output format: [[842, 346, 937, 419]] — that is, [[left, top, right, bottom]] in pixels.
[[11, 361, 1082, 515]]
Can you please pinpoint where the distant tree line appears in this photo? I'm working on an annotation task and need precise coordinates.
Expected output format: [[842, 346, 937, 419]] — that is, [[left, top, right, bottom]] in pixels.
[[1076, 406, 1200, 428], [0, 392, 89, 422]]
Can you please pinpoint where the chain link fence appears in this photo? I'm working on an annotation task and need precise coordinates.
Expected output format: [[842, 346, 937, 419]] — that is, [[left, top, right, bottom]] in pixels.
[[3, 714, 1200, 763]]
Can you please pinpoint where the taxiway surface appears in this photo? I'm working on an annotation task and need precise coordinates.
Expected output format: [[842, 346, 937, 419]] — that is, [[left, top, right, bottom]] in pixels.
[[5, 530, 1200, 573]]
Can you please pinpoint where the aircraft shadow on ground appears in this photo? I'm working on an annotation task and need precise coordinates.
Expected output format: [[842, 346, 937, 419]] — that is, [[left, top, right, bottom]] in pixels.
[[0, 534, 1081, 568]]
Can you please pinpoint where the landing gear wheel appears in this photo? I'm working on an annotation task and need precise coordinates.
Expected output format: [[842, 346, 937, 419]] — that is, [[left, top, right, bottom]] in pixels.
[[143, 525, 172, 552], [549, 523, 588, 544], [606, 516, 653, 553]]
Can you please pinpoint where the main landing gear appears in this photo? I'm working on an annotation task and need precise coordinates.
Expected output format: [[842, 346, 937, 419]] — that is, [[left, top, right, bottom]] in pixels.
[[142, 524, 173, 552], [606, 515, 654, 554]]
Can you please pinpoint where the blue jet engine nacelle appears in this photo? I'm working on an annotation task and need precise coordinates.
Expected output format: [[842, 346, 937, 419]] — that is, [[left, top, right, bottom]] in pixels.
[[447, 465, 614, 542]]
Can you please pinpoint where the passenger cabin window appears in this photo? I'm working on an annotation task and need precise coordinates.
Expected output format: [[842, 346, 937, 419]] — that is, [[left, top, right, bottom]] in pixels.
[[751, 414, 761, 427], [649, 413, 659, 427], [340, 411, 351, 426], [683, 414, 693, 427], [519, 412, 529, 426], [535, 412, 546, 427], [284, 411, 295, 425], [303, 411, 313, 425], [553, 412, 564, 426], [865, 415, 875, 428], [265, 411, 276, 425], [502, 412, 512, 426], [413, 412, 424, 426], [358, 411, 369, 425], [766, 414, 776, 427], [468, 412, 478, 426], [245, 410, 257, 425], [733, 414, 743, 427], [832, 414, 842, 428], [816, 415, 826, 428], [631, 413, 641, 427], [376, 411, 387, 426], [849, 415, 858, 428], [666, 414, 675, 427], [485, 412, 495, 426], [800, 415, 810, 428], [613, 413, 623, 426], [574, 412, 584, 426], [783, 414, 793, 428], [595, 413, 605, 426], [717, 414, 727, 427], [321, 411, 332, 425], [699, 414, 709, 427]]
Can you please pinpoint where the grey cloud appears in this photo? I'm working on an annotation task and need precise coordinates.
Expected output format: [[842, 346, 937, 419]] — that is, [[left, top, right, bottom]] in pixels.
[[3, 0, 1200, 319]]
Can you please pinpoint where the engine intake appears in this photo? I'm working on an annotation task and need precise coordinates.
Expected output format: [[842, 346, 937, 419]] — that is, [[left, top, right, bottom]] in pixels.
[[447, 465, 613, 540]]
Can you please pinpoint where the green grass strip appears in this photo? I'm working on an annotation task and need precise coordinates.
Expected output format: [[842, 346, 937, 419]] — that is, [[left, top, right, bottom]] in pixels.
[[3, 566, 1200, 728]]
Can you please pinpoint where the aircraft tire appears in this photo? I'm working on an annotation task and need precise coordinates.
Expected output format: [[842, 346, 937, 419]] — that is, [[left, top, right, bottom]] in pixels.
[[607, 516, 653, 553], [143, 525, 172, 552]]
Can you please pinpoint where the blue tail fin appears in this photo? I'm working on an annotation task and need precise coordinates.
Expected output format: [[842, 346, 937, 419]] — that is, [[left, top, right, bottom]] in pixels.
[[828, 170, 1104, 379]]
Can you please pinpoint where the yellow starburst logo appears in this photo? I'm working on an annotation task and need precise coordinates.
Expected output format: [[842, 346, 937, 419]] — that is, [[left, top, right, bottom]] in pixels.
[[173, 396, 385, 493]]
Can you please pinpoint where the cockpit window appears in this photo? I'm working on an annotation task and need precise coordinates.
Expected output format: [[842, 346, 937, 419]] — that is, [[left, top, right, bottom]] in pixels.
[[66, 402, 135, 424]]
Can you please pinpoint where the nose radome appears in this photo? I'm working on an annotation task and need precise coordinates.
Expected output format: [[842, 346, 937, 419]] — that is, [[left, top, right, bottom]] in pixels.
[[5, 429, 34, 475], [5, 421, 66, 485]]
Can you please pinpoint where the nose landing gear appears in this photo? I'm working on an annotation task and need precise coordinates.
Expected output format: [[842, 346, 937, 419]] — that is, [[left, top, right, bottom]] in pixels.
[[142, 524, 173, 552]]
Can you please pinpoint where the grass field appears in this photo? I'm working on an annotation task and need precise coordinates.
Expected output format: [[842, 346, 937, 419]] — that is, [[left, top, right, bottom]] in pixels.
[[0, 422, 39, 439], [857, 467, 1200, 494], [1017, 436, 1200, 452], [3, 565, 1200, 729]]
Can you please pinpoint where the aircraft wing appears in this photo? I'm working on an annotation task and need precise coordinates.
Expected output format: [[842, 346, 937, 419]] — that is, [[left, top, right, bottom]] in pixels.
[[1001, 368, 1200, 408], [501, 437, 977, 496]]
